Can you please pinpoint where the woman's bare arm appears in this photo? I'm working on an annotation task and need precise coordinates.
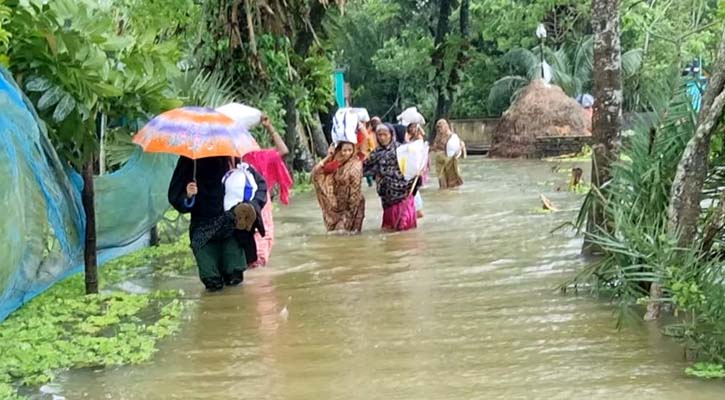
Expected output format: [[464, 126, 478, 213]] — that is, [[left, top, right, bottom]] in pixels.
[[261, 115, 289, 156]]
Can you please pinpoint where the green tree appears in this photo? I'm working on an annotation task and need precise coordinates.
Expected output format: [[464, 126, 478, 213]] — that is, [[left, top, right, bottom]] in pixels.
[[0, 0, 9, 64], [5, 0, 183, 294], [196, 0, 339, 167], [326, 0, 431, 118]]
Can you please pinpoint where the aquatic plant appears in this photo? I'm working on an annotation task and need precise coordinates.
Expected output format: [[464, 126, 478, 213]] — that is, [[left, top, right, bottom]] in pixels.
[[0, 238, 190, 397], [686, 362, 725, 379], [292, 171, 314, 194], [566, 82, 725, 374]]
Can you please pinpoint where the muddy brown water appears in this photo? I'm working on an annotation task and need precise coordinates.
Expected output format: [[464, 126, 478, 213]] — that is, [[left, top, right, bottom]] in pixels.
[[49, 158, 724, 399]]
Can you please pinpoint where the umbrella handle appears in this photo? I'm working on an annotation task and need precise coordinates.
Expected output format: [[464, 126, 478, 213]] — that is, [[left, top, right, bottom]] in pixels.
[[184, 159, 197, 209]]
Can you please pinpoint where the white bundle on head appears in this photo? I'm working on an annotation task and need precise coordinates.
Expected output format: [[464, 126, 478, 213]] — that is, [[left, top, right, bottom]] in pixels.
[[222, 163, 258, 211], [331, 108, 360, 145], [396, 106, 426, 127], [351, 108, 370, 123], [216, 103, 263, 130]]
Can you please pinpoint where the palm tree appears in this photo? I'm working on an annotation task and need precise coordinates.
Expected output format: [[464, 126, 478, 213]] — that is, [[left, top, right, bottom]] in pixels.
[[487, 35, 643, 114]]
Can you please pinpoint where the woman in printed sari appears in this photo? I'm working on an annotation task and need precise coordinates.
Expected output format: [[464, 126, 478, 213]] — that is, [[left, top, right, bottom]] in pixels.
[[431, 119, 465, 189], [364, 123, 417, 232], [241, 115, 293, 268], [312, 141, 365, 233]]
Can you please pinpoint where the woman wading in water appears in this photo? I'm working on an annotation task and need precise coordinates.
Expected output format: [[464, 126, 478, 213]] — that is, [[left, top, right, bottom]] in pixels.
[[168, 156, 267, 291], [241, 115, 292, 267], [312, 141, 365, 233], [364, 123, 417, 232], [431, 119, 465, 189]]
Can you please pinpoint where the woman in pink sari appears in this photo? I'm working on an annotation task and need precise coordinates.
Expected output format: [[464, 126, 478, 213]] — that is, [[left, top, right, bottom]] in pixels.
[[241, 115, 293, 268], [363, 123, 417, 232]]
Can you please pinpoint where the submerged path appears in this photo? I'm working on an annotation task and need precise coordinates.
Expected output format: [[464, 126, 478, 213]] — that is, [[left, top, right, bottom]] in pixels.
[[55, 158, 723, 399]]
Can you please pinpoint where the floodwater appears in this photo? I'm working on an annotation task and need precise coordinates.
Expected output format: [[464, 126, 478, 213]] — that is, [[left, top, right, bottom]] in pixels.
[[52, 158, 724, 399]]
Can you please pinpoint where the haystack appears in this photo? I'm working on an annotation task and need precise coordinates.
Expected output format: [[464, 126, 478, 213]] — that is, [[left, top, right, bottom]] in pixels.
[[490, 79, 591, 158]]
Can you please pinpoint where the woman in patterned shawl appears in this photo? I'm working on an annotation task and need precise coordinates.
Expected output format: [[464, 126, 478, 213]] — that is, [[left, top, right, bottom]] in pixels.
[[364, 123, 417, 232], [312, 141, 365, 233]]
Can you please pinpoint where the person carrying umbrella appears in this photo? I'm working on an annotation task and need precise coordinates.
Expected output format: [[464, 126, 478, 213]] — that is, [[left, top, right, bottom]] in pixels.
[[134, 106, 267, 291], [168, 156, 267, 291]]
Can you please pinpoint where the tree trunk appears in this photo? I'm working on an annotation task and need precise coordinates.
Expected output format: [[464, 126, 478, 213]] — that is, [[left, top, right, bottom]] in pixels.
[[281, 0, 327, 170], [309, 112, 329, 157], [293, 0, 326, 55], [583, 0, 623, 256], [459, 0, 470, 37], [432, 0, 452, 129], [99, 113, 107, 175], [651, 28, 725, 321], [283, 94, 299, 169], [296, 115, 314, 171], [82, 158, 99, 295], [442, 0, 471, 120], [668, 28, 725, 248]]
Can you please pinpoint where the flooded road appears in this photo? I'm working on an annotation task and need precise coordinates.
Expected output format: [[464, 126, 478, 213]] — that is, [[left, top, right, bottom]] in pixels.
[[55, 158, 724, 399]]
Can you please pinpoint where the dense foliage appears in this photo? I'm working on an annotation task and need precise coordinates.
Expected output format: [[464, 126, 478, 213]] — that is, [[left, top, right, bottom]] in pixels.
[[329, 0, 723, 118]]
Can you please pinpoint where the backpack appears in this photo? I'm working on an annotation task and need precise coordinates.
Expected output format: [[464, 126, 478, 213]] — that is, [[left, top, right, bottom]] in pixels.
[[222, 163, 258, 211]]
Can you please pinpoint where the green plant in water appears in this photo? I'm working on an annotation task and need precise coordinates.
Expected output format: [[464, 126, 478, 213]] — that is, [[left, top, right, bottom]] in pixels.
[[292, 171, 313, 195], [569, 182, 591, 195], [0, 236, 192, 397], [0, 382, 24, 400], [566, 85, 695, 306], [157, 209, 191, 244], [666, 258, 725, 367], [686, 362, 725, 379], [103, 233, 195, 282], [566, 80, 725, 376]]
